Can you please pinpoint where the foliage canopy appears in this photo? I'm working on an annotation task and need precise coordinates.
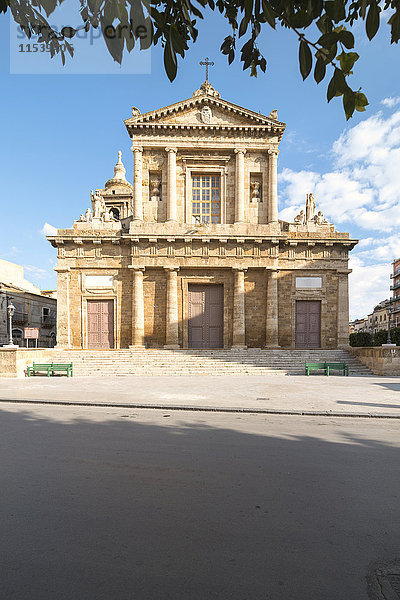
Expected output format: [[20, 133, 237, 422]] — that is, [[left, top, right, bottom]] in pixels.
[[3, 0, 399, 118]]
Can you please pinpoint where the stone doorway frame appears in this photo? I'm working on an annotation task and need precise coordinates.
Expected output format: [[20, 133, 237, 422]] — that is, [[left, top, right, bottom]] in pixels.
[[81, 296, 118, 350], [181, 274, 231, 348]]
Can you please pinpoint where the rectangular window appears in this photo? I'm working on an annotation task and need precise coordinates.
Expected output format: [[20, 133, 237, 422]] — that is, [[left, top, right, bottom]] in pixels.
[[192, 175, 220, 224]]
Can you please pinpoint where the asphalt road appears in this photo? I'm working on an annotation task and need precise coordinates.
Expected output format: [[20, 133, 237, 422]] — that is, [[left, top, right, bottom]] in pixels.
[[1, 404, 399, 599]]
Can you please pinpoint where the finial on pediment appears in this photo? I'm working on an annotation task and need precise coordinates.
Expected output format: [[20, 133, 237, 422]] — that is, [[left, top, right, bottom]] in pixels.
[[193, 80, 221, 98], [131, 106, 141, 117], [268, 109, 278, 120], [113, 150, 127, 181]]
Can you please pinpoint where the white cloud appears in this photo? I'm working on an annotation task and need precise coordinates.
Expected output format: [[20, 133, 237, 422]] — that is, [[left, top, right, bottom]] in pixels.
[[40, 222, 58, 236], [381, 97, 400, 108], [279, 105, 400, 320], [279, 107, 400, 232], [349, 256, 391, 319], [24, 265, 49, 279]]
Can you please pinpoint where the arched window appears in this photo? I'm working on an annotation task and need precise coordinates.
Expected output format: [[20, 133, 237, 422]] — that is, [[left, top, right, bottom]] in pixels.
[[110, 207, 120, 220], [12, 328, 23, 344]]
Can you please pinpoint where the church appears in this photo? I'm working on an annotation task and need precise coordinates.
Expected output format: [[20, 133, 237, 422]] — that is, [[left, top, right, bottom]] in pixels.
[[47, 76, 357, 351]]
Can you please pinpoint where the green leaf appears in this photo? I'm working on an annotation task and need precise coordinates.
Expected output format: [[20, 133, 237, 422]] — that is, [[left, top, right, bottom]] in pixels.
[[317, 31, 339, 47], [366, 2, 380, 40], [314, 56, 326, 83], [261, 0, 276, 28], [325, 0, 345, 23], [299, 39, 312, 80], [338, 51, 359, 74], [388, 11, 400, 44], [239, 16, 249, 37], [343, 90, 356, 120], [355, 92, 369, 112], [338, 29, 354, 48], [333, 67, 348, 92], [327, 74, 338, 102], [164, 36, 177, 81]]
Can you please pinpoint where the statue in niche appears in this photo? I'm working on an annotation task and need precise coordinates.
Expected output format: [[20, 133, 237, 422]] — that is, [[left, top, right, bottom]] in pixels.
[[150, 177, 162, 202], [200, 105, 212, 124], [250, 180, 261, 202], [314, 211, 329, 225], [305, 193, 316, 222], [294, 210, 306, 225]]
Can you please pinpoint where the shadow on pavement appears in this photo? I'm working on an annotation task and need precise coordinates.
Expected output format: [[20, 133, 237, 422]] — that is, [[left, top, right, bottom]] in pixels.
[[0, 406, 399, 600]]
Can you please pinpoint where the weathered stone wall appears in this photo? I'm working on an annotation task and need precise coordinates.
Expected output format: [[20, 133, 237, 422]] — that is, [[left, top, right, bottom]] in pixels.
[[0, 348, 54, 378], [349, 346, 400, 376]]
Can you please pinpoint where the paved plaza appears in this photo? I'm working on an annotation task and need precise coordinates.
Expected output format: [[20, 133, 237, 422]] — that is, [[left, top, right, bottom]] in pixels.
[[0, 373, 399, 416], [1, 402, 400, 599]]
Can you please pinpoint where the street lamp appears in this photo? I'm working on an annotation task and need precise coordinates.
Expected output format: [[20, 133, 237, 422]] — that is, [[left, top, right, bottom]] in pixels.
[[7, 301, 16, 346]]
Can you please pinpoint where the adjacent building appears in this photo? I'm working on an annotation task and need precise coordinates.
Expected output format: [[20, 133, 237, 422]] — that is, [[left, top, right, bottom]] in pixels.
[[47, 80, 357, 350], [391, 258, 400, 328], [0, 259, 57, 347]]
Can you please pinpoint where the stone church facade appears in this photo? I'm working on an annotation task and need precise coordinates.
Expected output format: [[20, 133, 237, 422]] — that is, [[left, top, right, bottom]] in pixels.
[[48, 80, 357, 350]]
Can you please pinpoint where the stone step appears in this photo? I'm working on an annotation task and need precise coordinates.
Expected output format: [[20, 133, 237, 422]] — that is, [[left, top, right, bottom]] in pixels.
[[48, 349, 371, 377]]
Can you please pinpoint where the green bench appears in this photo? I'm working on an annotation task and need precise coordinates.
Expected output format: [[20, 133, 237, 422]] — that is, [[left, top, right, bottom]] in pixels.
[[305, 361, 349, 376], [27, 362, 73, 377]]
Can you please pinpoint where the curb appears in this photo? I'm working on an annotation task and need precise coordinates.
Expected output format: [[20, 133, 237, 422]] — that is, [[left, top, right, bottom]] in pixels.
[[0, 398, 399, 419]]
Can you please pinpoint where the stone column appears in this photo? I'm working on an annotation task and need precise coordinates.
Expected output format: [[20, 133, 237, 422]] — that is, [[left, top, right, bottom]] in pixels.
[[132, 146, 143, 221], [268, 149, 279, 223], [265, 269, 280, 347], [130, 268, 145, 347], [54, 267, 71, 348], [166, 147, 178, 222], [234, 148, 246, 223], [232, 267, 247, 348], [164, 267, 180, 349], [337, 271, 350, 348]]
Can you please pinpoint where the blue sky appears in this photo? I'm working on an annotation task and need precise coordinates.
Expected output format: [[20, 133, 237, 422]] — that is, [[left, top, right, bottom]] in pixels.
[[0, 7, 399, 319]]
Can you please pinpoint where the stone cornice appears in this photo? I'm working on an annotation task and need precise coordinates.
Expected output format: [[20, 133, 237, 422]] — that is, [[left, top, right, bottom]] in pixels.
[[47, 233, 358, 249], [125, 94, 286, 129]]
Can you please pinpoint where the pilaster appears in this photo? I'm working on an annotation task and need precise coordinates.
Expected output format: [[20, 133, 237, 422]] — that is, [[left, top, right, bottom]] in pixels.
[[130, 267, 145, 347], [166, 148, 178, 222], [234, 149, 246, 224], [265, 268, 280, 347], [232, 267, 247, 348], [164, 267, 180, 348], [268, 149, 279, 223], [132, 146, 143, 221]]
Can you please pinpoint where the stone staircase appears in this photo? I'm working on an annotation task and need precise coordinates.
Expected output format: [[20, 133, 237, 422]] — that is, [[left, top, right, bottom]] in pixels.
[[49, 348, 372, 377]]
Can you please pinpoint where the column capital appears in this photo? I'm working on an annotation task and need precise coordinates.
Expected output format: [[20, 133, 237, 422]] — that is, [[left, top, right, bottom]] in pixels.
[[128, 265, 146, 272], [163, 266, 180, 272], [165, 147, 178, 154], [267, 148, 279, 157], [131, 145, 143, 153], [232, 267, 248, 272], [234, 148, 247, 155]]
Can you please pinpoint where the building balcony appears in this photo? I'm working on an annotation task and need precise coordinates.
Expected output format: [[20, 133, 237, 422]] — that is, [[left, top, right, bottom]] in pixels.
[[390, 282, 400, 291], [41, 316, 56, 328], [13, 312, 28, 324]]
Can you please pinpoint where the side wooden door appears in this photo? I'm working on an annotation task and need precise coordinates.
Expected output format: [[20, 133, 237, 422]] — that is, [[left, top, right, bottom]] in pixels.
[[295, 300, 321, 348], [87, 300, 114, 349]]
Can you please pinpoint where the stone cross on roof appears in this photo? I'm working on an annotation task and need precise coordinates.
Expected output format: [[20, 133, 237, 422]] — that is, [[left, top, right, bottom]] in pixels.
[[200, 57, 214, 82]]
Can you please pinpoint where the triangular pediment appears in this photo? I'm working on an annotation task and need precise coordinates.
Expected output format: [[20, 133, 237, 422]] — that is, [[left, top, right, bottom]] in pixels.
[[125, 82, 286, 136]]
